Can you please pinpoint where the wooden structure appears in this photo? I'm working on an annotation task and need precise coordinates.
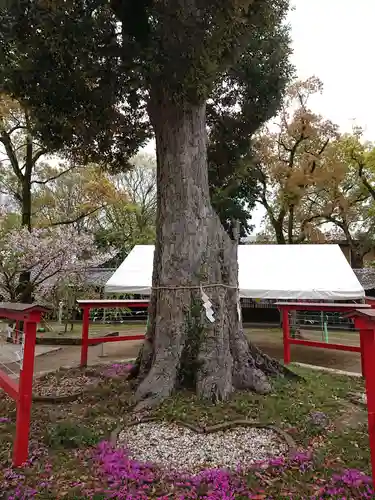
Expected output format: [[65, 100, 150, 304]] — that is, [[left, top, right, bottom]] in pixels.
[[345, 309, 375, 486], [77, 300, 147, 367], [277, 301, 375, 484], [0, 303, 49, 466], [276, 302, 370, 369]]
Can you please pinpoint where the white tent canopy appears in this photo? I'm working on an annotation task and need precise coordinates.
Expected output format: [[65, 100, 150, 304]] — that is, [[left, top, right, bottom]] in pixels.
[[105, 244, 365, 300]]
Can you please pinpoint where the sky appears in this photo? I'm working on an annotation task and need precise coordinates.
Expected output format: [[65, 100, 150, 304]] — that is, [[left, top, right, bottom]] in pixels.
[[290, 0, 374, 139]]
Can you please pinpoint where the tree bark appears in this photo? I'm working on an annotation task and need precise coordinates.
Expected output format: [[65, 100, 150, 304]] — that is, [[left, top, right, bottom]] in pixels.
[[131, 94, 291, 410], [287, 205, 294, 244], [350, 249, 364, 269], [17, 136, 33, 303], [274, 222, 286, 244]]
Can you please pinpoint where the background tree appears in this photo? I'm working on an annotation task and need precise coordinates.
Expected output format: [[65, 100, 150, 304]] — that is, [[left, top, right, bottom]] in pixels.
[[0, 93, 68, 301], [95, 153, 157, 265], [349, 128, 375, 202], [0, 93, 121, 300], [1, 0, 294, 408], [254, 77, 339, 244], [32, 164, 119, 231], [0, 94, 119, 231], [308, 132, 375, 267], [0, 94, 53, 230]]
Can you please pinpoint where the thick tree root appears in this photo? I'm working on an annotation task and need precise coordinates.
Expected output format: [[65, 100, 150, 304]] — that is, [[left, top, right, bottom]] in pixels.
[[130, 344, 300, 412], [246, 341, 301, 380], [129, 338, 301, 413]]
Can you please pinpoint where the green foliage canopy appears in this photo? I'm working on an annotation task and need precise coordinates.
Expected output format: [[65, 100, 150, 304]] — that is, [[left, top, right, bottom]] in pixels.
[[1, 0, 293, 236]]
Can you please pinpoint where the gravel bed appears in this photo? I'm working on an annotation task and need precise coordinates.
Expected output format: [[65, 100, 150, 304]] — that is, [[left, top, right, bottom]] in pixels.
[[117, 422, 287, 472], [33, 374, 99, 397]]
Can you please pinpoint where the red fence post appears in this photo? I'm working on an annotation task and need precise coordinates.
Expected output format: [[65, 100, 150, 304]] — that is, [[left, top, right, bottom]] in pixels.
[[80, 307, 90, 367], [13, 318, 37, 466], [360, 327, 375, 484], [282, 308, 291, 364]]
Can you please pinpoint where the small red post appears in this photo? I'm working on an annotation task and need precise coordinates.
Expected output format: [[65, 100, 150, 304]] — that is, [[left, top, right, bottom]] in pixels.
[[360, 327, 375, 484], [80, 307, 90, 367], [13, 318, 37, 466], [282, 308, 291, 364]]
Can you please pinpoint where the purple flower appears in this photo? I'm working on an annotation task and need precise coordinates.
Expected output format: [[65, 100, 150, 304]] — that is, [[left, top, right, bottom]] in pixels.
[[101, 363, 134, 378], [332, 468, 372, 487], [308, 411, 329, 427], [268, 456, 285, 467], [291, 451, 312, 463]]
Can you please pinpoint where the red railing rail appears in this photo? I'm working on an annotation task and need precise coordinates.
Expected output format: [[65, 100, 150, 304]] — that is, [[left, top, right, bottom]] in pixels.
[[277, 302, 375, 484], [76, 300, 148, 367], [346, 309, 375, 487], [0, 302, 50, 466], [276, 302, 370, 367]]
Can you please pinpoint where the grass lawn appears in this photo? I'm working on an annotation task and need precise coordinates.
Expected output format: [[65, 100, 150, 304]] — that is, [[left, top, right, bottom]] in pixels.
[[0, 364, 372, 498]]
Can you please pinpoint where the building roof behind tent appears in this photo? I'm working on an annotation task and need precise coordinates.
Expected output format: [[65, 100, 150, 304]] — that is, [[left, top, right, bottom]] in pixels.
[[353, 268, 375, 291], [104, 244, 365, 300], [23, 267, 117, 290], [84, 267, 117, 287]]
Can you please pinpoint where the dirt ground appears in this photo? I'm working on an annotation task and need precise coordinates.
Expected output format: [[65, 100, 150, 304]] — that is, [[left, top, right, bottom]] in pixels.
[[29, 325, 362, 376]]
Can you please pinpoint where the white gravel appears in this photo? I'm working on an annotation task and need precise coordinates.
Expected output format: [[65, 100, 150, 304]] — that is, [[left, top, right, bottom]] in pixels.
[[117, 422, 287, 472]]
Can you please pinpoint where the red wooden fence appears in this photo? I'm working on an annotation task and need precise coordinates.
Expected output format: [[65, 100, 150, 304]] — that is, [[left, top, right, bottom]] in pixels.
[[77, 300, 147, 367], [0, 303, 49, 466]]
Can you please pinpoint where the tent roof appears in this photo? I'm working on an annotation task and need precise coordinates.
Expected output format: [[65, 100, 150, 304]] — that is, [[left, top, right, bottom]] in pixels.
[[104, 244, 365, 300]]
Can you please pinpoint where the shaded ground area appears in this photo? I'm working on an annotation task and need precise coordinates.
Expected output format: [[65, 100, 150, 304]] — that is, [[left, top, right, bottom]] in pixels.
[[27, 325, 363, 376]]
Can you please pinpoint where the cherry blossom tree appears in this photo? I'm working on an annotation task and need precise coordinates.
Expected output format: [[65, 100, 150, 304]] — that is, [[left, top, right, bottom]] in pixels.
[[0, 225, 109, 303]]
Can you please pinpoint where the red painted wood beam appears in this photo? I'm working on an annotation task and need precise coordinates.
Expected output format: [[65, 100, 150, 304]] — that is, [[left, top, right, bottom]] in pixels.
[[0, 370, 19, 400], [289, 338, 361, 352], [88, 334, 145, 344]]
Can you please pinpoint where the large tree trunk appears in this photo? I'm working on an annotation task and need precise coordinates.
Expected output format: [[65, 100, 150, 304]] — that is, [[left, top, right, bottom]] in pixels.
[[132, 95, 288, 410]]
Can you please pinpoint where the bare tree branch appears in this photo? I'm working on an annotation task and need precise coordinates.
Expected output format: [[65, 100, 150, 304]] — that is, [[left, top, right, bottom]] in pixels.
[[31, 165, 76, 185], [31, 148, 48, 167], [48, 205, 105, 227]]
